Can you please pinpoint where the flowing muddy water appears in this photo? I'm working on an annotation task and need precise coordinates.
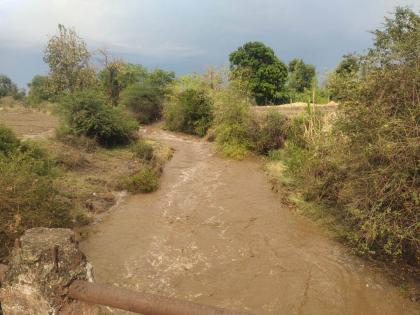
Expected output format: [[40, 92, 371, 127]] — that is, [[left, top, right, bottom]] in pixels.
[[80, 128, 418, 315]]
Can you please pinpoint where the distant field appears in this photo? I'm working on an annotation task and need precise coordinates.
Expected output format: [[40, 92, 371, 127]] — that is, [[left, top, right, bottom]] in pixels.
[[0, 106, 58, 139], [254, 102, 338, 117]]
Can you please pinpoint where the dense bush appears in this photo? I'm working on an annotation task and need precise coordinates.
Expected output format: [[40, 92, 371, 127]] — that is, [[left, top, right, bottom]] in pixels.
[[0, 74, 18, 98], [326, 54, 361, 102], [0, 126, 72, 261], [99, 61, 149, 106], [212, 86, 254, 159], [287, 87, 330, 105], [147, 69, 175, 93], [0, 124, 20, 155], [131, 139, 154, 161], [120, 84, 163, 124], [251, 110, 290, 154], [164, 88, 213, 136], [60, 90, 138, 147], [120, 167, 159, 193], [27, 75, 54, 105], [214, 101, 290, 158], [288, 59, 316, 93], [287, 8, 420, 265], [0, 75, 25, 101]]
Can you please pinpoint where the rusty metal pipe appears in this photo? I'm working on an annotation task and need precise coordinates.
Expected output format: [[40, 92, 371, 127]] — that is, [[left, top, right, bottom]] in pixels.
[[69, 280, 253, 315]]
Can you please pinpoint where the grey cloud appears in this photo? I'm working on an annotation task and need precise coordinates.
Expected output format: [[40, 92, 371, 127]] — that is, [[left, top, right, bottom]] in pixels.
[[0, 0, 418, 87]]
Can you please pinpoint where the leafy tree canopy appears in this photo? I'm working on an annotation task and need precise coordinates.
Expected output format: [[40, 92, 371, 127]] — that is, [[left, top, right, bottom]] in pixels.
[[229, 41, 288, 105], [327, 53, 361, 101], [27, 75, 53, 104], [335, 53, 360, 76], [120, 84, 163, 124], [98, 61, 148, 106], [147, 69, 175, 92], [44, 24, 96, 96], [288, 58, 316, 93], [98, 59, 174, 106], [0, 74, 18, 98]]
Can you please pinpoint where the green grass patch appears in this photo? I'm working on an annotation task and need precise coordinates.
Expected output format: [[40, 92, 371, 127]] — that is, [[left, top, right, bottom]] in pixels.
[[0, 125, 72, 262], [119, 167, 159, 193], [131, 139, 154, 161]]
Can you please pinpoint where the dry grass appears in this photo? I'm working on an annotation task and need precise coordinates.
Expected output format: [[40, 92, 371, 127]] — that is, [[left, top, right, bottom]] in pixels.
[[39, 135, 171, 219], [254, 102, 338, 118], [0, 105, 58, 139]]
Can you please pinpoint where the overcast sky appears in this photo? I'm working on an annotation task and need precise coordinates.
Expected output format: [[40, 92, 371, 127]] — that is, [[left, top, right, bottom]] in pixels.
[[0, 0, 418, 87]]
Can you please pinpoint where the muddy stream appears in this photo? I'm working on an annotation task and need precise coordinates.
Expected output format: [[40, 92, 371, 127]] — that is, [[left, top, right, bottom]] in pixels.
[[80, 128, 418, 315]]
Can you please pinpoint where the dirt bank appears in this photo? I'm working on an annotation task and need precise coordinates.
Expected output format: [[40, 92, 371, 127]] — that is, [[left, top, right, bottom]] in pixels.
[[80, 127, 418, 315], [0, 106, 172, 236]]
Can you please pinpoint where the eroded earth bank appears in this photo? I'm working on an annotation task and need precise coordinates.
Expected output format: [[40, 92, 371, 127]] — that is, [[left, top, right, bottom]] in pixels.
[[80, 127, 418, 315]]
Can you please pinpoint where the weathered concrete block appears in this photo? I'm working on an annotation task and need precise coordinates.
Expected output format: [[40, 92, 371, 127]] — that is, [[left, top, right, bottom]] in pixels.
[[0, 228, 99, 315]]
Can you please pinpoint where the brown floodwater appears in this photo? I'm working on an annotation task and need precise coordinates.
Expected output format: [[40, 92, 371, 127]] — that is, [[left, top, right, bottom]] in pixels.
[[80, 127, 418, 315]]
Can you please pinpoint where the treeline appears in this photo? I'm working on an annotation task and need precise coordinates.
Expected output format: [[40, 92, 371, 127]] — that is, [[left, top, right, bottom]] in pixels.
[[229, 41, 327, 105], [1, 33, 329, 108], [22, 24, 176, 147]]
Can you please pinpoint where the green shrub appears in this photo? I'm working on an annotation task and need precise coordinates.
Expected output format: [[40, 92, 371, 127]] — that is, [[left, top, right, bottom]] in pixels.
[[131, 140, 154, 161], [60, 90, 139, 147], [281, 142, 310, 176], [27, 75, 55, 106], [120, 84, 163, 124], [287, 87, 330, 105], [267, 149, 283, 161], [0, 127, 72, 261], [120, 167, 159, 193], [164, 88, 213, 136], [0, 124, 20, 155], [56, 127, 98, 153], [251, 110, 290, 154], [287, 8, 420, 266], [285, 108, 325, 149], [0, 74, 23, 100], [217, 140, 249, 160], [213, 86, 254, 158]]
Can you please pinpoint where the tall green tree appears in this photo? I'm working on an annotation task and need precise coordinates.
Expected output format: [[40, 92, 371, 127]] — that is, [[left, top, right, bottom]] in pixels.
[[229, 42, 288, 105], [0, 74, 18, 98], [335, 53, 359, 76], [327, 54, 361, 101], [98, 60, 149, 106], [120, 84, 163, 124], [288, 58, 316, 93], [147, 68, 175, 93]]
